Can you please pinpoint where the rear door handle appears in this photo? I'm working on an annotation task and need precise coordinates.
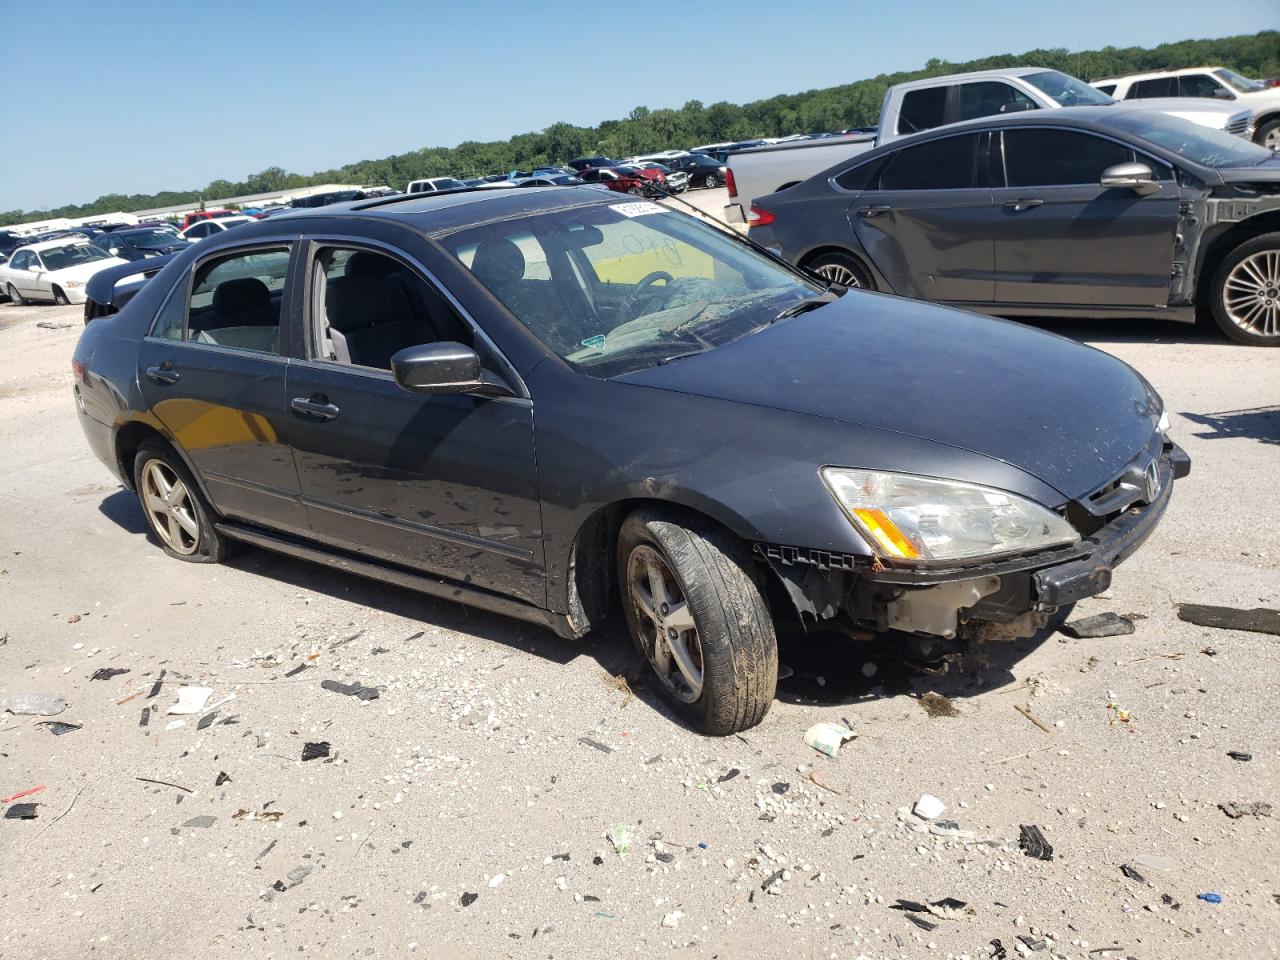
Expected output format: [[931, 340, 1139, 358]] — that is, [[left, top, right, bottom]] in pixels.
[[145, 364, 180, 385], [1002, 198, 1044, 212], [857, 205, 892, 218], [291, 396, 340, 421]]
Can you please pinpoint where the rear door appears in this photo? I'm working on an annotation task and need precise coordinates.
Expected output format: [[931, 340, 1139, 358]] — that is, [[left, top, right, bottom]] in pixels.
[[848, 132, 996, 302], [136, 242, 311, 535], [284, 239, 545, 606], [990, 127, 1180, 307]]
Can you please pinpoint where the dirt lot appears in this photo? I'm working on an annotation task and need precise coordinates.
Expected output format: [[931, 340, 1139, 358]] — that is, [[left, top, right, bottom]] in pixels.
[[1, 235, 1278, 959]]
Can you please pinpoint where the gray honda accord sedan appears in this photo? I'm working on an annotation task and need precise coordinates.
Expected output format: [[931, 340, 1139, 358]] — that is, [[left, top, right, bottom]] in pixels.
[[73, 186, 1189, 734], [748, 108, 1280, 346]]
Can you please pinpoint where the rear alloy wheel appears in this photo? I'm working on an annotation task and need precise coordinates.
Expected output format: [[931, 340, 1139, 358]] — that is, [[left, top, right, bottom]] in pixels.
[[1210, 233, 1280, 346], [805, 250, 874, 291], [618, 509, 777, 735], [7, 284, 25, 306], [133, 440, 232, 562], [52, 286, 68, 306], [703, 174, 720, 189]]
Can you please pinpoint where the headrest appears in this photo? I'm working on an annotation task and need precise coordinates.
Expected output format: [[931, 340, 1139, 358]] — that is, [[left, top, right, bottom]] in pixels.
[[346, 251, 400, 278], [212, 277, 270, 315], [326, 275, 393, 332], [470, 238, 526, 286]]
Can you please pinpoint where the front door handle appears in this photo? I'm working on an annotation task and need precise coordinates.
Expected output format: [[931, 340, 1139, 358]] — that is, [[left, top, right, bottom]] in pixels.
[[145, 363, 180, 385], [291, 396, 340, 421], [1002, 198, 1044, 212], [857, 205, 892, 218]]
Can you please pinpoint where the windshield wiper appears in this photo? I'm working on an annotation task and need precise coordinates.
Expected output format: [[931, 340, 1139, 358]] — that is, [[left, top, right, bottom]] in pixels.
[[772, 297, 831, 323], [658, 348, 708, 365]]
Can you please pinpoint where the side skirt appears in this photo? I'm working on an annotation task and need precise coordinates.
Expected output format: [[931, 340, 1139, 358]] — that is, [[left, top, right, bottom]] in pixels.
[[215, 521, 576, 639]]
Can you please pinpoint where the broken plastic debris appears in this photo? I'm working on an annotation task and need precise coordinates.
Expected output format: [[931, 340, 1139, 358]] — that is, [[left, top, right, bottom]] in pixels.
[[578, 737, 613, 754], [803, 721, 856, 757], [460, 892, 478, 907], [717, 768, 740, 783], [1177, 603, 1280, 636], [1, 785, 46, 804], [1226, 750, 1252, 762], [1120, 863, 1147, 883], [912, 794, 947, 821], [1060, 612, 1135, 639], [989, 939, 1008, 960], [1218, 801, 1272, 819], [4, 693, 67, 716], [215, 771, 231, 786], [320, 679, 380, 701], [606, 824, 632, 856], [90, 667, 130, 681], [5, 803, 39, 820], [301, 741, 331, 762], [1018, 824, 1054, 861], [167, 686, 213, 715], [1134, 853, 1171, 872], [660, 910, 683, 928], [36, 721, 80, 735], [1197, 891, 1223, 904], [183, 815, 216, 828]]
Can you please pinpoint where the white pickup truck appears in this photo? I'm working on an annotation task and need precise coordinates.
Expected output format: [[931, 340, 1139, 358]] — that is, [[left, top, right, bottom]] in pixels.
[[725, 66, 1253, 224]]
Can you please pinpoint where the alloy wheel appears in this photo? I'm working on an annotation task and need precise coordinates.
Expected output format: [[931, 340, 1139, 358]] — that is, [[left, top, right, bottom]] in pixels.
[[813, 262, 862, 288], [1222, 250, 1280, 338], [1265, 126, 1280, 151], [141, 459, 200, 555], [626, 545, 704, 703], [704, 174, 718, 189]]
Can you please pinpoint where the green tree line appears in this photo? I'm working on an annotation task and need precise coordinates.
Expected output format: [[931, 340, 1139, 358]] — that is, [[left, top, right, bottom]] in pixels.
[[4, 30, 1276, 226]]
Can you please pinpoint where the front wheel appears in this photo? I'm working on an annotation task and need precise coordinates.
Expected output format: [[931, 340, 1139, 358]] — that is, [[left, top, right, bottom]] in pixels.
[[7, 284, 25, 306], [627, 185, 645, 196], [1209, 232, 1280, 346], [804, 250, 874, 290], [1254, 117, 1280, 152], [618, 509, 777, 735], [133, 440, 233, 562], [702, 174, 720, 189]]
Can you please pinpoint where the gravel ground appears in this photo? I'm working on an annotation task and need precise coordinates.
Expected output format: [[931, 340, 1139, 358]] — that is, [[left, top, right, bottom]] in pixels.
[[1, 245, 1278, 960]]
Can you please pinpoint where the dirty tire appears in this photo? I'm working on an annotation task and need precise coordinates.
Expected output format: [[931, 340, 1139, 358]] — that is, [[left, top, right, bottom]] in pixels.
[[52, 286, 68, 306], [1253, 117, 1280, 151], [803, 250, 874, 291], [702, 173, 720, 189], [132, 439, 233, 563], [1209, 231, 1280, 346], [7, 283, 25, 306], [618, 508, 777, 735]]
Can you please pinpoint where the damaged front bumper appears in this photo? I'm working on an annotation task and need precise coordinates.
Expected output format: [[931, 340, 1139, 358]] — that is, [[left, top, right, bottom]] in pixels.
[[759, 442, 1191, 657]]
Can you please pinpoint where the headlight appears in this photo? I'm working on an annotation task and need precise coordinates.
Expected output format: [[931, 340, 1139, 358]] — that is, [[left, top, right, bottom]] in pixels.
[[821, 467, 1079, 564], [63, 280, 84, 288]]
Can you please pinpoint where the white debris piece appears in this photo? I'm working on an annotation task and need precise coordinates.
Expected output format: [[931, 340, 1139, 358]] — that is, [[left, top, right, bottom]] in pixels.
[[167, 686, 214, 715], [913, 794, 947, 821]]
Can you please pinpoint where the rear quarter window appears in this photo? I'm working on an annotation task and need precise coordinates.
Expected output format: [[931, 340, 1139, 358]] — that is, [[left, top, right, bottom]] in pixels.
[[897, 86, 947, 134]]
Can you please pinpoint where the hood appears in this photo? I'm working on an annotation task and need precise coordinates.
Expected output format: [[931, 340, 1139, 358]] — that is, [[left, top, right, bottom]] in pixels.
[[49, 256, 130, 281], [616, 293, 1159, 501]]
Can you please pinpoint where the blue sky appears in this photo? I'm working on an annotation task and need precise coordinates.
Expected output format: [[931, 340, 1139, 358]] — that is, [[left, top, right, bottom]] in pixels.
[[1, 0, 1275, 211]]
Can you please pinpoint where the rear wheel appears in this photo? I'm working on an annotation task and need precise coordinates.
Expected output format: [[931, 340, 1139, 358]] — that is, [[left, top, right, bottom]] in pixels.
[[618, 509, 777, 735], [52, 286, 68, 306], [702, 174, 720, 189], [132, 440, 232, 563], [1209, 232, 1280, 346], [7, 284, 25, 306], [804, 250, 874, 290]]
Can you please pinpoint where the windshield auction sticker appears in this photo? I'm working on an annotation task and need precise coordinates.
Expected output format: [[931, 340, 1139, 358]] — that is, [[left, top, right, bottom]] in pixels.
[[610, 201, 667, 218]]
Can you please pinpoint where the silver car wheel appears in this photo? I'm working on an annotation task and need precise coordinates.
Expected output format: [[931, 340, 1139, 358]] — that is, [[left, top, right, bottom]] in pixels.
[[1222, 250, 1280, 338], [626, 545, 704, 704], [813, 263, 862, 288], [1265, 125, 1280, 151], [141, 459, 200, 555]]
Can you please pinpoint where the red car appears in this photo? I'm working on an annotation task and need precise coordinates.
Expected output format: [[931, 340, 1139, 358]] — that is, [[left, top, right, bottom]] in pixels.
[[577, 164, 665, 196], [180, 209, 240, 230]]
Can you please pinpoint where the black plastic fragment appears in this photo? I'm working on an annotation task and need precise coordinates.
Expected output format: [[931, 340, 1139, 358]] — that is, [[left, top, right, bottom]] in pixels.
[[197, 711, 217, 730], [761, 868, 785, 890], [90, 667, 130, 681], [1060, 612, 1135, 639], [284, 663, 308, 678], [1227, 751, 1252, 762], [36, 720, 80, 735], [655, 851, 675, 863], [577, 737, 613, 754], [718, 768, 740, 783], [771, 782, 790, 795], [320, 679, 379, 701], [139, 707, 150, 727], [905, 914, 938, 931], [5, 803, 38, 820], [216, 771, 231, 786], [301, 741, 331, 762], [989, 939, 1008, 960], [1120, 863, 1146, 883], [1019, 824, 1054, 861], [1177, 603, 1280, 636], [461, 892, 478, 907]]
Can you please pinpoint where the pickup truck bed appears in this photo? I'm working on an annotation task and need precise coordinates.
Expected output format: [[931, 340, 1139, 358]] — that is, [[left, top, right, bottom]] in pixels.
[[725, 133, 876, 224]]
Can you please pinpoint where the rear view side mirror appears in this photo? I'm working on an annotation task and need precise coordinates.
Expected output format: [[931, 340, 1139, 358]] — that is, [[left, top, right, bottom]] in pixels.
[[391, 342, 512, 397], [1100, 162, 1159, 196]]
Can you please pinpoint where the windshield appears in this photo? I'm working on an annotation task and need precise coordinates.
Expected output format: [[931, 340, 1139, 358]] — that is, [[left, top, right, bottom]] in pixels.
[[1023, 70, 1114, 106], [119, 229, 180, 246], [1104, 110, 1274, 167], [443, 200, 823, 376], [40, 243, 112, 270], [1214, 68, 1264, 93]]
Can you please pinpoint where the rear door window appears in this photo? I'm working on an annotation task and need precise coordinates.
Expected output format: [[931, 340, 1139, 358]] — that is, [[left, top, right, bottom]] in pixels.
[[876, 134, 981, 190], [1002, 129, 1131, 186], [897, 86, 947, 134], [1128, 77, 1177, 99], [162, 247, 291, 354], [955, 81, 1035, 122]]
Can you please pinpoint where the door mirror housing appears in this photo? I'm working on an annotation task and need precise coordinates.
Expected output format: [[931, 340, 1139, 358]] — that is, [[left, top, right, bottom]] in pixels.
[[1100, 162, 1159, 196], [390, 342, 511, 397]]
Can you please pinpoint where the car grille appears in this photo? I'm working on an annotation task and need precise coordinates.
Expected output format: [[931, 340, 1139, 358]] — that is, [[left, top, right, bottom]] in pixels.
[[1079, 432, 1165, 519], [1226, 111, 1252, 138]]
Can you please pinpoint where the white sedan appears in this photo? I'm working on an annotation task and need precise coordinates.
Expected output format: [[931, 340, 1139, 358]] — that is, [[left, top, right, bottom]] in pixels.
[[0, 238, 129, 305], [179, 215, 256, 242]]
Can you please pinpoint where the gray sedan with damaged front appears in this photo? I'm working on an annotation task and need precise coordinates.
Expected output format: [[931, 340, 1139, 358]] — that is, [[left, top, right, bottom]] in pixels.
[[73, 185, 1187, 735], [750, 107, 1280, 346]]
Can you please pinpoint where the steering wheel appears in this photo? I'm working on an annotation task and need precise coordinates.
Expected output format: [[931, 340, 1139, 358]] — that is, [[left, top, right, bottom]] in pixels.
[[628, 270, 674, 312]]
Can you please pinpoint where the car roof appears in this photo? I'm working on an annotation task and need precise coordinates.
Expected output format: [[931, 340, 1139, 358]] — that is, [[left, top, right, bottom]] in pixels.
[[890, 66, 1057, 90], [1094, 66, 1225, 84], [865, 106, 1152, 150], [19, 236, 98, 252]]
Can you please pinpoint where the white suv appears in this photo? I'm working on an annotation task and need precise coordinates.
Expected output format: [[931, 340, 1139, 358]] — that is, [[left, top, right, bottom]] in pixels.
[[1093, 67, 1280, 149]]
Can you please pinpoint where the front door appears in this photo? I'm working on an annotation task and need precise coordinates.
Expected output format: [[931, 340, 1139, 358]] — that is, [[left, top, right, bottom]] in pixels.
[[848, 132, 995, 302], [990, 127, 1180, 307], [285, 243, 545, 606], [136, 243, 311, 536]]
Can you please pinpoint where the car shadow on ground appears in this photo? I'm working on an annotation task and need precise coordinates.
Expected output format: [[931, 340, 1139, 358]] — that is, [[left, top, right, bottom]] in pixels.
[[1018, 315, 1220, 345], [1178, 404, 1280, 445], [97, 488, 1051, 733]]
